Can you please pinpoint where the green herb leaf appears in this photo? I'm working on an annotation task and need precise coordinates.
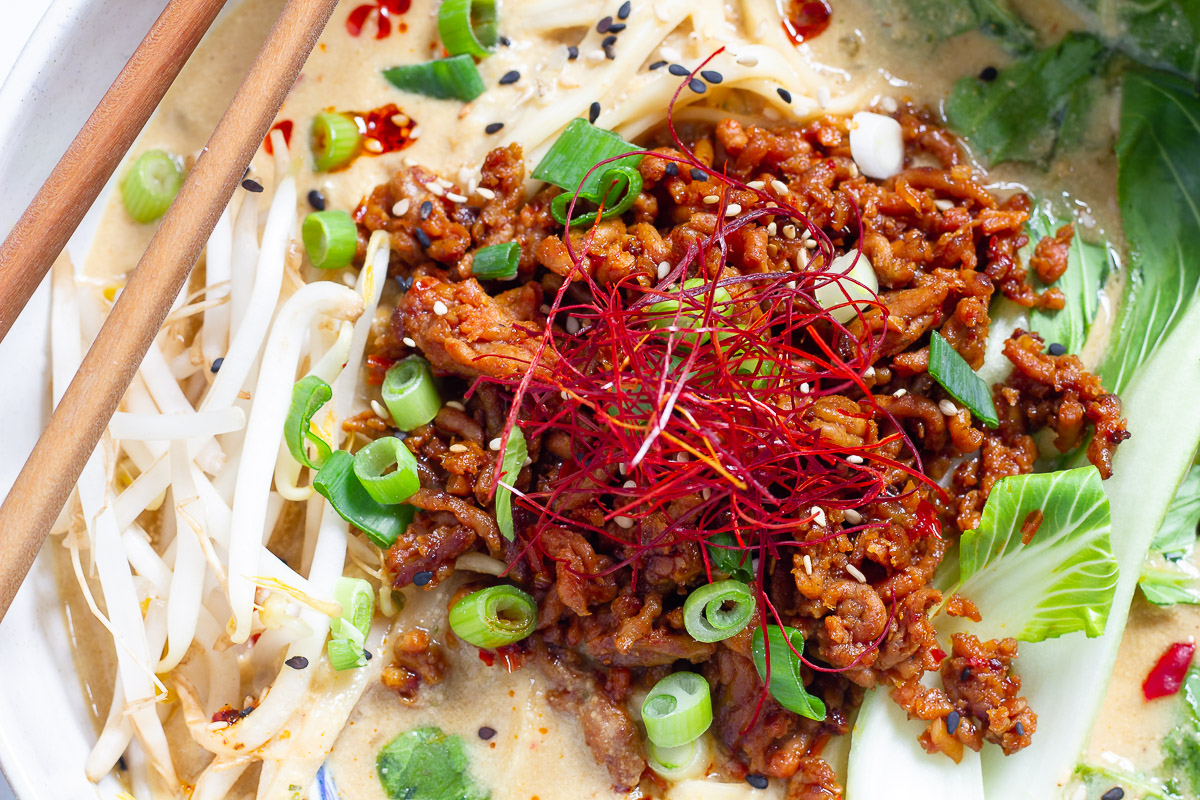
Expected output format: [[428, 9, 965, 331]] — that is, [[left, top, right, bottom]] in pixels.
[[376, 726, 489, 800], [1139, 563, 1200, 606], [928, 331, 999, 427], [944, 32, 1107, 166], [957, 466, 1116, 641], [1097, 69, 1200, 392], [751, 625, 827, 721], [1026, 207, 1112, 354], [867, 0, 1036, 53], [495, 426, 527, 541], [1078, 0, 1200, 82], [284, 376, 333, 470], [706, 533, 754, 582]]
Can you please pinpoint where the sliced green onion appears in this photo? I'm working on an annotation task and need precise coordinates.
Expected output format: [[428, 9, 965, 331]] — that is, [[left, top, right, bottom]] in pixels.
[[310, 112, 362, 172], [284, 375, 333, 469], [302, 210, 358, 270], [532, 119, 644, 198], [472, 242, 520, 280], [383, 55, 487, 102], [928, 331, 999, 428], [706, 533, 754, 582], [381, 356, 441, 431], [495, 426, 527, 541], [437, 0, 498, 57], [641, 672, 713, 748], [683, 580, 755, 643], [353, 436, 420, 505], [549, 164, 643, 227], [751, 625, 827, 721], [814, 251, 879, 324], [327, 577, 374, 671], [647, 737, 709, 781], [448, 584, 537, 648], [645, 278, 734, 346], [327, 636, 367, 671], [313, 450, 415, 548], [121, 149, 184, 223]]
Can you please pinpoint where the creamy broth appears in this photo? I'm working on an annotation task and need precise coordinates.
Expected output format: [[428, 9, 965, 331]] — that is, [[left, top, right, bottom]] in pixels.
[[59, 0, 1195, 797]]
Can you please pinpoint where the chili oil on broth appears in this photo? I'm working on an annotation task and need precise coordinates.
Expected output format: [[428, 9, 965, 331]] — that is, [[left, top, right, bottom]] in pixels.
[[58, 0, 1165, 797]]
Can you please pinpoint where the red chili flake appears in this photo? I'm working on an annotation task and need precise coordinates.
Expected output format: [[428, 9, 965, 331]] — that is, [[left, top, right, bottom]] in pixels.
[[1020, 509, 1044, 545], [353, 103, 418, 156], [211, 705, 243, 724], [263, 120, 294, 156], [782, 0, 833, 45], [346, 0, 412, 39], [477, 649, 496, 667], [1143, 641, 1196, 700], [366, 354, 396, 386], [915, 499, 943, 540], [930, 647, 947, 664]]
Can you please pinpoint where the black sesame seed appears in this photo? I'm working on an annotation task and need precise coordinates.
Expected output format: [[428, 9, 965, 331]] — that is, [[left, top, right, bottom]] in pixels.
[[478, 726, 497, 740], [242, 178, 264, 193], [499, 70, 520, 85], [603, 43, 616, 59], [567, 45, 579, 60], [601, 34, 617, 48], [589, 102, 601, 124], [117, 756, 127, 771], [700, 69, 724, 84], [688, 77, 706, 94], [395, 275, 413, 293], [364, 649, 373, 660], [285, 655, 309, 669], [945, 710, 961, 735], [648, 60, 667, 70], [618, 1, 631, 19], [668, 63, 690, 77], [746, 774, 769, 790], [597, 15, 613, 32], [210, 357, 224, 374], [242, 166, 250, 180], [980, 66, 999, 82], [414, 229, 431, 248], [777, 87, 793, 103], [960, 667, 971, 681], [608, 22, 627, 32], [419, 200, 433, 220], [413, 570, 434, 586], [1047, 342, 1067, 356], [664, 162, 679, 177], [1014, 721, 1025, 737], [485, 122, 504, 134], [307, 189, 327, 210], [499, 35, 511, 46], [1100, 788, 1124, 800], [690, 168, 707, 181]]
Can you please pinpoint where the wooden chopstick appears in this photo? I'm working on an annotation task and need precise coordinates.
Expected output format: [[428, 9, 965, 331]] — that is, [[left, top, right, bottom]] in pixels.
[[0, 0, 341, 620], [0, 0, 230, 343]]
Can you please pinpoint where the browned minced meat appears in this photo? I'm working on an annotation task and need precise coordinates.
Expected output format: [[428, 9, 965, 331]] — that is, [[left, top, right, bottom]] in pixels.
[[351, 108, 1130, 787], [381, 628, 448, 702]]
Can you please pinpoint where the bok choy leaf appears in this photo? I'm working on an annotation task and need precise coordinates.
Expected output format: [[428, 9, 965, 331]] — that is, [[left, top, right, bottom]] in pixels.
[[1026, 207, 1112, 354], [955, 466, 1116, 642]]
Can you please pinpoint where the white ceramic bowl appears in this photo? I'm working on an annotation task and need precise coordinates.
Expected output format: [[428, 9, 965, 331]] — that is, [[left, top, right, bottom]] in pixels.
[[0, 3, 239, 797]]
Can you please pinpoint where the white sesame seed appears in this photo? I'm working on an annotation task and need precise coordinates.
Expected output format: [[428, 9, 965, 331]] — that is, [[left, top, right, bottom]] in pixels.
[[804, 238, 818, 249], [614, 515, 636, 529], [847, 163, 859, 178], [934, 198, 954, 212], [795, 249, 809, 269], [846, 455, 864, 465], [771, 179, 789, 195], [341, 272, 357, 287], [426, 182, 445, 197], [539, 304, 552, 314], [767, 222, 778, 236], [363, 138, 384, 153], [409, 125, 422, 139], [846, 564, 868, 583], [863, 366, 876, 379], [433, 300, 449, 316], [619, 462, 628, 475], [782, 224, 797, 240], [747, 180, 766, 190], [445, 400, 466, 411], [803, 554, 813, 575], [522, 457, 532, 467], [939, 399, 959, 416], [724, 203, 742, 217], [892, 388, 908, 397], [703, 195, 720, 204], [800, 382, 810, 393], [489, 437, 502, 451], [676, 452, 689, 462], [735, 53, 759, 67], [392, 199, 410, 216], [786, 279, 798, 289], [622, 480, 636, 489], [560, 390, 569, 400], [587, 49, 607, 62], [844, 508, 863, 524], [660, 45, 682, 61], [566, 316, 581, 334], [880, 96, 898, 113], [402, 336, 416, 348], [657, 260, 671, 279], [371, 399, 391, 421], [701, 487, 712, 500], [436, 178, 454, 189], [208, 721, 230, 732], [446, 192, 468, 203], [391, 112, 410, 126], [448, 443, 469, 453], [476, 186, 496, 200], [810, 506, 826, 527]]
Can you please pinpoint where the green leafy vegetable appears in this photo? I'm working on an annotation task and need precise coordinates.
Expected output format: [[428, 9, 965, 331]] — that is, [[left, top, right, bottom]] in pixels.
[[751, 625, 826, 721], [928, 332, 999, 427], [495, 427, 527, 541], [1139, 563, 1200, 606], [376, 726, 489, 800], [1163, 669, 1200, 797], [705, 533, 754, 582], [1097, 69, 1200, 392], [1138, 460, 1200, 606], [956, 466, 1116, 641], [1154, 461, 1200, 556], [1025, 207, 1111, 354], [1076, 0, 1200, 81], [867, 0, 1036, 53], [945, 32, 1107, 165]]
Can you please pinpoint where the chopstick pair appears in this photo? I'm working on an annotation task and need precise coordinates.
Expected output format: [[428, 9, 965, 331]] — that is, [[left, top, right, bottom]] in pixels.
[[0, 0, 342, 620]]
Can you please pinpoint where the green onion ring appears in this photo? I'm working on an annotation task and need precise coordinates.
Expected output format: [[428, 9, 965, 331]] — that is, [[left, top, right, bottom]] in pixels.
[[437, 0, 498, 57], [352, 436, 420, 505], [381, 356, 441, 431], [683, 580, 756, 643], [448, 585, 537, 648], [550, 164, 644, 227], [641, 671, 713, 748]]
